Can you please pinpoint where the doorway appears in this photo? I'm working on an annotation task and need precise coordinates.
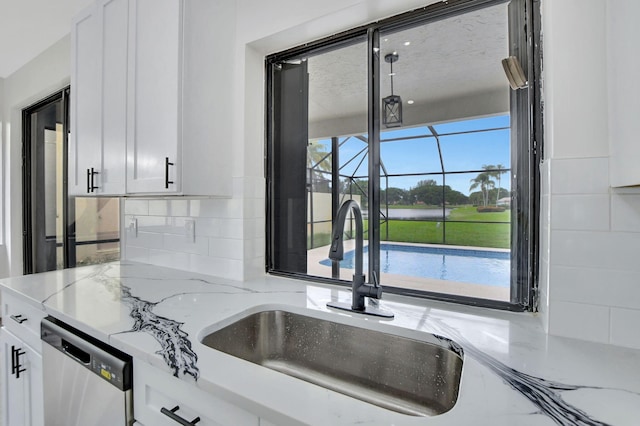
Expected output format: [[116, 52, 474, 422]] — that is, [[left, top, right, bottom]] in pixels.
[[22, 88, 120, 274]]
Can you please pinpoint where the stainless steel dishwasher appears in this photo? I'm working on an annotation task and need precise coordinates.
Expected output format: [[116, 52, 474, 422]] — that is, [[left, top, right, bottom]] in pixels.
[[40, 316, 133, 425]]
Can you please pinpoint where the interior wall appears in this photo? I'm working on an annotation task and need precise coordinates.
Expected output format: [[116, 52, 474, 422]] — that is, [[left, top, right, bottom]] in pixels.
[[0, 77, 6, 274], [0, 34, 71, 278], [540, 0, 640, 350]]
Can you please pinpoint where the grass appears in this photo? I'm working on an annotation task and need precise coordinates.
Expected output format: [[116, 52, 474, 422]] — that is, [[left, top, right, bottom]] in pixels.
[[308, 206, 510, 249], [448, 205, 510, 223], [379, 220, 510, 249]]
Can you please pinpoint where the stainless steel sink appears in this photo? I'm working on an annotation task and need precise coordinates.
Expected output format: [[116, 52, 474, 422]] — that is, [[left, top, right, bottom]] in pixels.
[[200, 309, 464, 416]]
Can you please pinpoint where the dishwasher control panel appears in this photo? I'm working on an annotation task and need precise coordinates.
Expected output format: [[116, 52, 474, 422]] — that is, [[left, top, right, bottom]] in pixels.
[[41, 316, 132, 391]]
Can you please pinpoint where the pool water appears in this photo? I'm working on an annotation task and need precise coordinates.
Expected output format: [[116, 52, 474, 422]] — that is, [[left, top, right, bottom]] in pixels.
[[319, 243, 510, 287]]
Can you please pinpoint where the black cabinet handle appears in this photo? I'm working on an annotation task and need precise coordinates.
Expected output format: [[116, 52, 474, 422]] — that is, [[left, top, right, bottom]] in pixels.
[[9, 314, 27, 324], [165, 157, 175, 189], [11, 346, 26, 379], [90, 167, 100, 192], [160, 405, 200, 425], [86, 168, 100, 193]]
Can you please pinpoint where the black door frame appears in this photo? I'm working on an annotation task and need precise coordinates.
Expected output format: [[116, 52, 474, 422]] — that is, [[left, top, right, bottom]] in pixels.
[[22, 87, 71, 274]]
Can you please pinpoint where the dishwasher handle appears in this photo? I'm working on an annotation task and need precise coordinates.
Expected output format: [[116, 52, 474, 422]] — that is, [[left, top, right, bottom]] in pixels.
[[61, 338, 91, 365]]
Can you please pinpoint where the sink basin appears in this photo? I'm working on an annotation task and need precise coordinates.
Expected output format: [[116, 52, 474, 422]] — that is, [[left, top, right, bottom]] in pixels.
[[200, 309, 463, 416]]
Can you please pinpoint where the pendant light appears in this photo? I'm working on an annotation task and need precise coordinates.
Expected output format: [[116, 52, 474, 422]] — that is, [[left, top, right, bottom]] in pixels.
[[382, 52, 402, 128]]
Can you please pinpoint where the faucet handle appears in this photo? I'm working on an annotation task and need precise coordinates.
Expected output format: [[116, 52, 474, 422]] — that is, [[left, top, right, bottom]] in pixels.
[[366, 284, 383, 299], [372, 271, 380, 288]]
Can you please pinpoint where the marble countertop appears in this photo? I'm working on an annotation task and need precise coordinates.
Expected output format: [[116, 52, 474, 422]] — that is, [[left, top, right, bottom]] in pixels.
[[2, 261, 639, 425]]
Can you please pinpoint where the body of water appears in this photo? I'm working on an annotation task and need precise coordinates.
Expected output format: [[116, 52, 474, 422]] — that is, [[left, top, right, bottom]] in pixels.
[[363, 208, 452, 220], [320, 243, 510, 287]]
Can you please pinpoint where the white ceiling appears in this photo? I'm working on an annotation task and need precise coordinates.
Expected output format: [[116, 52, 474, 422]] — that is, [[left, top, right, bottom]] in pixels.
[[0, 0, 93, 78]]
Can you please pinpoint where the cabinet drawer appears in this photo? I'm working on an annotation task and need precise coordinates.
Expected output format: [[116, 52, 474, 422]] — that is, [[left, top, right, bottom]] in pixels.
[[2, 293, 46, 354], [134, 359, 259, 426]]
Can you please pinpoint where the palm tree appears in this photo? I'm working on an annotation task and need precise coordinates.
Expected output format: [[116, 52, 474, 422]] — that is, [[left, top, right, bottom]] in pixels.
[[482, 164, 507, 205], [469, 172, 495, 207], [307, 142, 332, 187], [481, 164, 507, 205], [493, 163, 506, 204]]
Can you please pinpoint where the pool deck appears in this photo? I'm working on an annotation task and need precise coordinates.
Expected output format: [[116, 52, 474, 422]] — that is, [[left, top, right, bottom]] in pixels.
[[307, 241, 510, 302]]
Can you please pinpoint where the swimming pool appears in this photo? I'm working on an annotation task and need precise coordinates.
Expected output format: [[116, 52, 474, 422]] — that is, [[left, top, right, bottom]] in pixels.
[[319, 243, 510, 287]]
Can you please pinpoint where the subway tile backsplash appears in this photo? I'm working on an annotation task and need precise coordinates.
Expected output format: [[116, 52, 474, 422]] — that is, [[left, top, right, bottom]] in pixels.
[[545, 158, 640, 350], [122, 177, 265, 281]]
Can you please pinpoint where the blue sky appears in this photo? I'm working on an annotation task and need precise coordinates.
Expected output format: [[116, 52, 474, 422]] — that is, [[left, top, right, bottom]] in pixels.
[[314, 115, 511, 196]]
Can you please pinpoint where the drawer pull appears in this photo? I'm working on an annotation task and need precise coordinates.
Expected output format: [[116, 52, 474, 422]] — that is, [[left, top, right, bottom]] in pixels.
[[160, 405, 200, 425], [10, 314, 27, 324]]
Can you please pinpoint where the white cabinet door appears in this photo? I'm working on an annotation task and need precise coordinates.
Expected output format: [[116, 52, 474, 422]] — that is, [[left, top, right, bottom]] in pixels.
[[608, 0, 640, 187], [98, 0, 128, 195], [69, 4, 102, 196], [1, 328, 44, 426], [70, 0, 127, 196], [126, 0, 183, 194]]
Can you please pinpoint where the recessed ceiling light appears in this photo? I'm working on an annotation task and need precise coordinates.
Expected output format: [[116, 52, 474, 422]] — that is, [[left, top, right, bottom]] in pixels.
[[383, 38, 389, 42], [408, 100, 415, 104], [404, 41, 411, 46]]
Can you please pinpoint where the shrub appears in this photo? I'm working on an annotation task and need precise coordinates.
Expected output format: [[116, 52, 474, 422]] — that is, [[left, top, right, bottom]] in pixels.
[[476, 206, 506, 213]]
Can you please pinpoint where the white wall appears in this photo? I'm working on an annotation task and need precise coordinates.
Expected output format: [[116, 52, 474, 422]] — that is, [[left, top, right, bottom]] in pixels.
[[540, 0, 640, 350], [0, 35, 71, 278]]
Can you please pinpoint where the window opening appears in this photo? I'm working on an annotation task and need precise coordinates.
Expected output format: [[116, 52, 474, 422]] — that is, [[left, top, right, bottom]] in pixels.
[[267, 0, 540, 311]]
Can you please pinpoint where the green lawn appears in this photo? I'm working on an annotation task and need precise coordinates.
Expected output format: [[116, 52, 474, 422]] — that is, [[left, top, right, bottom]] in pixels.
[[379, 220, 510, 248], [448, 205, 510, 223], [308, 206, 510, 249]]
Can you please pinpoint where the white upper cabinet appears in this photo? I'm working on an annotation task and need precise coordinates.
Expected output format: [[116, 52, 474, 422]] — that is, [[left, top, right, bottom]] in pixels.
[[126, 0, 182, 194], [69, 3, 103, 196], [70, 0, 233, 196], [70, 0, 128, 196], [608, 0, 640, 187], [100, 0, 129, 195]]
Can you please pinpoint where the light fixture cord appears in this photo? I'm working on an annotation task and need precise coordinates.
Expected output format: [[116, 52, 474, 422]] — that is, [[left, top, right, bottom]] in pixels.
[[390, 60, 394, 96]]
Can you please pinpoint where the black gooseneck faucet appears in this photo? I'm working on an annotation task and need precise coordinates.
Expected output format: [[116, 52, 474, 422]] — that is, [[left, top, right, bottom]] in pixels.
[[326, 200, 394, 318]]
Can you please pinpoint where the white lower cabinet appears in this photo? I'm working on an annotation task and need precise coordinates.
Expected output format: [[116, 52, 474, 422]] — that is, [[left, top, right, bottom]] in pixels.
[[133, 359, 259, 426], [1, 328, 44, 426], [1, 292, 46, 426]]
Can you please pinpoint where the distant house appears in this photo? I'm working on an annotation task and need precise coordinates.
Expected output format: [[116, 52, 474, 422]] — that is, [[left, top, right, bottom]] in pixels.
[[497, 197, 511, 206]]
